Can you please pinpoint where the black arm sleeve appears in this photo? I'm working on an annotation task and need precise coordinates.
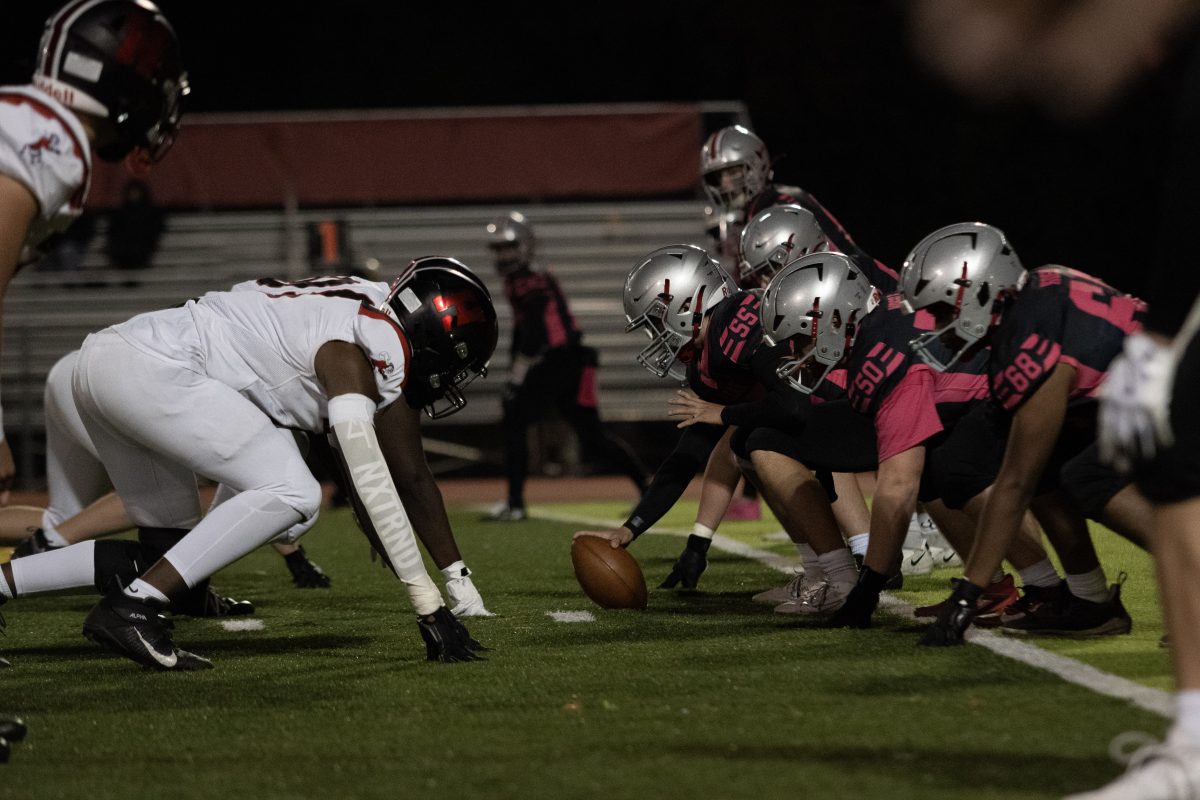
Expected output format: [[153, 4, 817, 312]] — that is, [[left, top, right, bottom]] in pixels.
[[622, 423, 726, 539], [720, 342, 811, 428]]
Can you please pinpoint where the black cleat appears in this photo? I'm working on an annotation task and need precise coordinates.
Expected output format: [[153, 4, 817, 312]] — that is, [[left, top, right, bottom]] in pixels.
[[417, 607, 485, 663], [284, 546, 331, 589], [170, 585, 255, 618], [0, 717, 26, 743], [11, 529, 60, 559], [83, 592, 213, 671], [1001, 578, 1132, 637]]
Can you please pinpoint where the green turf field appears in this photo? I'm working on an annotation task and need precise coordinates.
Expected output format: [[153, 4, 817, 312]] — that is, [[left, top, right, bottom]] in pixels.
[[0, 502, 1172, 800]]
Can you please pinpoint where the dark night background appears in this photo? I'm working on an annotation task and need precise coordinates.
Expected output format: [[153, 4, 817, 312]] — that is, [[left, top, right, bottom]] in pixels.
[[3, 0, 1198, 301]]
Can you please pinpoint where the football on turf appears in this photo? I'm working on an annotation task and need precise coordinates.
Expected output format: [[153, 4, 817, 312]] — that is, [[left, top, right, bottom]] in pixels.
[[570, 536, 648, 610]]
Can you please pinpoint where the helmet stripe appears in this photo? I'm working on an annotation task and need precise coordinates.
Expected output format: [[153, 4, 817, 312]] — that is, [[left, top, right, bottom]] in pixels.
[[44, 0, 110, 80]]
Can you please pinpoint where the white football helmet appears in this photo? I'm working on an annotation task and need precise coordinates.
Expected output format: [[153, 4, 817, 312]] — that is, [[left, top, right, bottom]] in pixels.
[[739, 204, 829, 288], [700, 125, 772, 215], [623, 244, 736, 380], [762, 252, 879, 394], [898, 222, 1026, 371]]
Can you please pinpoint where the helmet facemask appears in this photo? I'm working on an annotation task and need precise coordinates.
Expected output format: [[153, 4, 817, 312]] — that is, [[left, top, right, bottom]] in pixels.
[[625, 280, 699, 381], [898, 222, 1027, 372]]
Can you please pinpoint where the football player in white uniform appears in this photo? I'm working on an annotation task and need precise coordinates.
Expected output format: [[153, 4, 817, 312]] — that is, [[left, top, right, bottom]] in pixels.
[[0, 258, 498, 669]]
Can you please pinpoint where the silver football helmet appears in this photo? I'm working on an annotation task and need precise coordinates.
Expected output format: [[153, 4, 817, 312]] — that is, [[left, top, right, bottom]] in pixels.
[[700, 125, 772, 215], [738, 204, 830, 288], [898, 222, 1026, 371], [485, 211, 534, 275], [624, 244, 737, 381], [762, 252, 879, 394]]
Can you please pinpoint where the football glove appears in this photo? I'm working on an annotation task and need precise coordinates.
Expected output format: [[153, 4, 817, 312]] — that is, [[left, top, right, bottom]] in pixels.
[[1098, 333, 1175, 473], [659, 534, 711, 589], [918, 578, 983, 647], [445, 568, 495, 617], [417, 607, 486, 663], [827, 568, 887, 629]]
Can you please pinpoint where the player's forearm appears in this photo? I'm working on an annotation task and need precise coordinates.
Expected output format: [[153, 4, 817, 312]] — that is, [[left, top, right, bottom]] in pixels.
[[397, 471, 460, 570], [964, 474, 1034, 587]]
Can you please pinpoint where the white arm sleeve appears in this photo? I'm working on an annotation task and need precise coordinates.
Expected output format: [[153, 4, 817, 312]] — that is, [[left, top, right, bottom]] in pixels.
[[327, 393, 443, 616]]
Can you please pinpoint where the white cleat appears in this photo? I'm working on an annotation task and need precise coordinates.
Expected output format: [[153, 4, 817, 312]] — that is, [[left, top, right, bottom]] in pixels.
[[773, 578, 855, 615], [751, 571, 806, 605], [1063, 732, 1200, 799]]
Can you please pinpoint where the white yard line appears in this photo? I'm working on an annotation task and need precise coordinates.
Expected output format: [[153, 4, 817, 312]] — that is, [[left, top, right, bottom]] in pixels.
[[220, 619, 266, 632], [534, 507, 1174, 719], [546, 610, 597, 623]]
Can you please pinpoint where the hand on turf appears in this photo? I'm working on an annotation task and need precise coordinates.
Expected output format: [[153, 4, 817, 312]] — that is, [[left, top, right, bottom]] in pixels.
[[917, 578, 981, 647], [659, 534, 711, 589], [827, 581, 879, 629], [667, 389, 724, 429], [417, 606, 485, 663], [573, 528, 632, 549], [1098, 332, 1175, 473]]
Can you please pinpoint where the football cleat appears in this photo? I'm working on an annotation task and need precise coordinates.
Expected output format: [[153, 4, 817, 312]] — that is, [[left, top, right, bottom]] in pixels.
[[774, 577, 855, 615], [1001, 580, 1132, 638], [83, 592, 213, 671], [417, 607, 485, 663], [284, 546, 332, 589], [0, 716, 26, 742], [11, 529, 60, 559], [901, 512, 934, 575], [169, 585, 255, 618], [1063, 731, 1200, 800], [752, 571, 806, 605], [997, 581, 1070, 625], [445, 569, 495, 618], [915, 573, 1019, 627], [483, 503, 527, 523]]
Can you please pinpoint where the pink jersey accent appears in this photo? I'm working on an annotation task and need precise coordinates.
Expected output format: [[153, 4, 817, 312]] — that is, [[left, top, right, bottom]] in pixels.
[[1060, 356, 1109, 399], [576, 364, 598, 408], [874, 367, 944, 463]]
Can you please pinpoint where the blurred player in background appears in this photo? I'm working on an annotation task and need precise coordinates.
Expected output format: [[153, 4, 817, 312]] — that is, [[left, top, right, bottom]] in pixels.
[[484, 211, 649, 522]]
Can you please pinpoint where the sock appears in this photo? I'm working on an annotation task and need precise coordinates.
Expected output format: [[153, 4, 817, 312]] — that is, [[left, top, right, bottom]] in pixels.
[[817, 548, 858, 584], [796, 543, 822, 579], [1017, 559, 1061, 589], [1066, 567, 1109, 603], [40, 522, 69, 548], [847, 533, 869, 557], [1173, 691, 1200, 744], [123, 577, 170, 604], [692, 523, 716, 540], [440, 560, 469, 581], [8, 541, 97, 595], [991, 569, 1007, 584]]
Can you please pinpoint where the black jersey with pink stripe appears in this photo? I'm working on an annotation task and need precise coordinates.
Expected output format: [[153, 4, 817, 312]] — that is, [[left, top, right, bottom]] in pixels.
[[503, 268, 582, 358], [687, 290, 767, 405], [988, 266, 1146, 413]]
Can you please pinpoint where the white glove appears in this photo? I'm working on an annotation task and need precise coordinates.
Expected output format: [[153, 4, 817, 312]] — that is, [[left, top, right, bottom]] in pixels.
[[445, 569, 495, 618], [1099, 332, 1175, 473]]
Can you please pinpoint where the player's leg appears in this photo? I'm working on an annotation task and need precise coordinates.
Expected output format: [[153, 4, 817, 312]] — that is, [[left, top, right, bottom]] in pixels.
[[659, 428, 740, 591], [73, 332, 320, 668]]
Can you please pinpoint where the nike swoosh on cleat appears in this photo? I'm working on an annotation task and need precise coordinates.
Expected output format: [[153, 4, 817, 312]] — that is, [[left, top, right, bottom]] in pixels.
[[133, 629, 178, 669]]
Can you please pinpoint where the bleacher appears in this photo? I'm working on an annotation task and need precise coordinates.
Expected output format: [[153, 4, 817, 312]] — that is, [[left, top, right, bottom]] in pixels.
[[4, 200, 712, 454]]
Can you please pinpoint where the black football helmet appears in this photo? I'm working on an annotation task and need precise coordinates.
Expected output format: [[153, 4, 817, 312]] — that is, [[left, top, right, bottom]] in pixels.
[[34, 0, 188, 164], [382, 257, 499, 419]]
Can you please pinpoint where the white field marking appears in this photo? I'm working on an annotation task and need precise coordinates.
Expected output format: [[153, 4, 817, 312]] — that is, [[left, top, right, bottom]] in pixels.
[[547, 611, 596, 623], [538, 507, 1174, 719], [220, 619, 265, 632]]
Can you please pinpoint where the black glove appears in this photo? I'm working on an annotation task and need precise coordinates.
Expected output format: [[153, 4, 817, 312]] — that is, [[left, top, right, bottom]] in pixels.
[[918, 578, 984, 647], [828, 568, 887, 629], [417, 607, 485, 663], [659, 534, 711, 589], [284, 545, 332, 588]]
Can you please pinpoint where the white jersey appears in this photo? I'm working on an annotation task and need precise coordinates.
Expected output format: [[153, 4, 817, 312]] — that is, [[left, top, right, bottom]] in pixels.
[[109, 276, 411, 432], [0, 84, 91, 265]]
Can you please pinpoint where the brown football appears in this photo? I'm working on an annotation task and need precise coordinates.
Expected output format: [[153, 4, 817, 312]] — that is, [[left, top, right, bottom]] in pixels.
[[570, 536, 648, 610]]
